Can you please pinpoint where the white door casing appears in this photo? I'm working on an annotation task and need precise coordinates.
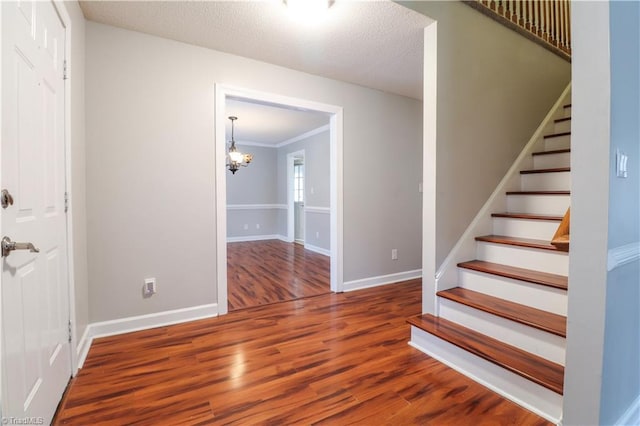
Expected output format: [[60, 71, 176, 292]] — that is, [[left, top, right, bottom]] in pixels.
[[2, 1, 71, 422]]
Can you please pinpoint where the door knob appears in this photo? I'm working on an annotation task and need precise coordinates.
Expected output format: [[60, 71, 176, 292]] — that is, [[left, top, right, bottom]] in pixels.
[[2, 236, 39, 257], [1, 189, 14, 209]]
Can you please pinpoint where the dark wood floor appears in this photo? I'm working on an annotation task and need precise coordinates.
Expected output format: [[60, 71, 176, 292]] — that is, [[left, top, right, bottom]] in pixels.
[[227, 240, 330, 311], [54, 280, 549, 425]]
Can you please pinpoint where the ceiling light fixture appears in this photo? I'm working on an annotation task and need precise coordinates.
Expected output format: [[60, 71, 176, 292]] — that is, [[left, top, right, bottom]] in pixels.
[[227, 116, 252, 174], [284, 0, 333, 22]]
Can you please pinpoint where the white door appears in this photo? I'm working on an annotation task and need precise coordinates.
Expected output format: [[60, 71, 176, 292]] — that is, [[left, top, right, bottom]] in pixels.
[[1, 1, 71, 423]]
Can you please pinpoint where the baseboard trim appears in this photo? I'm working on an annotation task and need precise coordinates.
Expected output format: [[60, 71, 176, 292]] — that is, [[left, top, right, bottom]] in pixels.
[[227, 234, 285, 243], [77, 303, 218, 368], [616, 393, 640, 426], [226, 204, 287, 210], [304, 243, 330, 256], [76, 326, 92, 370], [342, 269, 422, 292], [409, 327, 562, 424]]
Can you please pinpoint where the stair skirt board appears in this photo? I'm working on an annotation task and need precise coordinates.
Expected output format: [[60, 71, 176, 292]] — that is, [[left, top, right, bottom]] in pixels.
[[437, 298, 566, 365], [477, 242, 569, 276], [492, 217, 561, 241], [521, 172, 571, 191], [563, 106, 571, 117], [458, 269, 567, 316], [544, 134, 571, 151], [409, 327, 563, 424], [533, 152, 571, 169], [506, 194, 570, 216]]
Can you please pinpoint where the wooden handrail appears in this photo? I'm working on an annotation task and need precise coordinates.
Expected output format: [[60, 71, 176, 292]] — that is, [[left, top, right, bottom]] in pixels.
[[464, 0, 571, 62], [551, 207, 570, 252]]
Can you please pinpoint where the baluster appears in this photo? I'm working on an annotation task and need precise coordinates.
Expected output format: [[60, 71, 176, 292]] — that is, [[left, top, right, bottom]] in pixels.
[[558, 0, 564, 47], [546, 0, 551, 41], [566, 0, 571, 51], [539, 1, 544, 36], [515, 0, 521, 25]]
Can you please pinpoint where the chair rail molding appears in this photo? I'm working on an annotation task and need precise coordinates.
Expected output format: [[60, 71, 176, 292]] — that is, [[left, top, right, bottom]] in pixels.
[[607, 242, 640, 272]]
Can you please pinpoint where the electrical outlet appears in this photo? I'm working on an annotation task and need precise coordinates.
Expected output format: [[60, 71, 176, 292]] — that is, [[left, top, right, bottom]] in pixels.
[[256, 224, 260, 229], [391, 249, 398, 260], [143, 277, 156, 297], [316, 231, 320, 238], [243, 224, 249, 230]]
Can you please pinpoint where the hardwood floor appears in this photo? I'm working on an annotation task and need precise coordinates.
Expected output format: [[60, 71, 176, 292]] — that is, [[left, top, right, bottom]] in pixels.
[[54, 280, 550, 425], [227, 240, 330, 311]]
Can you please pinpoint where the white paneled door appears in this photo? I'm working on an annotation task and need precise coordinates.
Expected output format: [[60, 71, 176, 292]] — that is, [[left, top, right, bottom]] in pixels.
[[2, 1, 71, 423]]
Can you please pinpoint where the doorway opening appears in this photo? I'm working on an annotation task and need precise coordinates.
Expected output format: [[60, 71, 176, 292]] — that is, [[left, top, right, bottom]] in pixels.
[[215, 85, 343, 314]]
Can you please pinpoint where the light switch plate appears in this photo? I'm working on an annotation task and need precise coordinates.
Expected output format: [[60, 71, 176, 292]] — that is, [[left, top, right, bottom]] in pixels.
[[616, 149, 628, 178]]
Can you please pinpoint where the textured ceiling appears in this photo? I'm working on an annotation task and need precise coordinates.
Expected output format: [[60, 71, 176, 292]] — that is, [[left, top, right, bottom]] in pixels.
[[225, 99, 330, 146], [79, 0, 433, 100]]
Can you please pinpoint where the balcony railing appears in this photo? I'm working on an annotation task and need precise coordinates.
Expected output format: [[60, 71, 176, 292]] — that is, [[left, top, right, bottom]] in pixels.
[[464, 0, 571, 61]]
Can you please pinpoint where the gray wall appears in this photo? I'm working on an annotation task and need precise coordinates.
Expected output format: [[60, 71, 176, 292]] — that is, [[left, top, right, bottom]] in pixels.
[[277, 129, 331, 250], [226, 145, 281, 239], [85, 22, 422, 322], [399, 1, 571, 266], [599, 1, 640, 424]]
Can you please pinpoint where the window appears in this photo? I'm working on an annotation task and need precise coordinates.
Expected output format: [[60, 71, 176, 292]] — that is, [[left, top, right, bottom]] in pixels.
[[294, 163, 304, 203]]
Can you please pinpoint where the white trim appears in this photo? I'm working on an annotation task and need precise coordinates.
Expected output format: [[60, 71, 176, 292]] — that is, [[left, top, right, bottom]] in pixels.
[[75, 326, 91, 370], [304, 243, 330, 257], [409, 328, 562, 424], [342, 269, 422, 292], [227, 234, 285, 243], [216, 84, 344, 309], [615, 394, 640, 426], [77, 304, 219, 368], [277, 124, 330, 148], [304, 206, 330, 214], [287, 149, 305, 243], [234, 140, 274, 148], [607, 242, 640, 271], [226, 204, 287, 210]]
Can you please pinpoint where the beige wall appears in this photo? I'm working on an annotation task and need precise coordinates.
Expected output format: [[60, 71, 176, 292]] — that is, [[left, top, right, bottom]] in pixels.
[[399, 1, 571, 265], [85, 22, 423, 322]]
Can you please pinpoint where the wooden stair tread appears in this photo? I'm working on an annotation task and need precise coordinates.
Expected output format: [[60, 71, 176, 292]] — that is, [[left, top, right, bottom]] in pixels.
[[437, 287, 567, 337], [407, 314, 564, 394], [532, 148, 570, 156], [554, 117, 571, 123], [491, 212, 562, 221], [457, 260, 568, 290], [544, 131, 571, 139], [520, 167, 570, 174], [506, 190, 570, 195], [475, 235, 564, 251], [563, 103, 572, 108]]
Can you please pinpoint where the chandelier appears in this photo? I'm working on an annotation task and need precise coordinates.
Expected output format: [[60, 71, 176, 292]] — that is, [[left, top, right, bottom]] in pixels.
[[227, 116, 252, 174]]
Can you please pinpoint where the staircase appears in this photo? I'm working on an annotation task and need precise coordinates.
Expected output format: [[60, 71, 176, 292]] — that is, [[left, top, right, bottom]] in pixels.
[[409, 99, 571, 423]]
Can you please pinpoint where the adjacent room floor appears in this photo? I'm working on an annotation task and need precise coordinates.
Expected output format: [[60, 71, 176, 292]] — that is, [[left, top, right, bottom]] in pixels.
[[227, 239, 330, 311], [54, 279, 550, 425]]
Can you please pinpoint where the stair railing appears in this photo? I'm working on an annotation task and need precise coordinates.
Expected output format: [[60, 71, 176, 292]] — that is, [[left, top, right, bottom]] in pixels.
[[464, 0, 571, 61]]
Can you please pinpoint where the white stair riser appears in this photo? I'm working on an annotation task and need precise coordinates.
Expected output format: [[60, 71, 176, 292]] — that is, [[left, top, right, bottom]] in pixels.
[[458, 269, 568, 316], [554, 119, 571, 133], [438, 299, 566, 365], [492, 217, 560, 240], [544, 134, 571, 151], [564, 106, 571, 117], [521, 172, 571, 191], [477, 242, 569, 275], [533, 152, 571, 169], [507, 194, 570, 216], [410, 328, 563, 424]]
